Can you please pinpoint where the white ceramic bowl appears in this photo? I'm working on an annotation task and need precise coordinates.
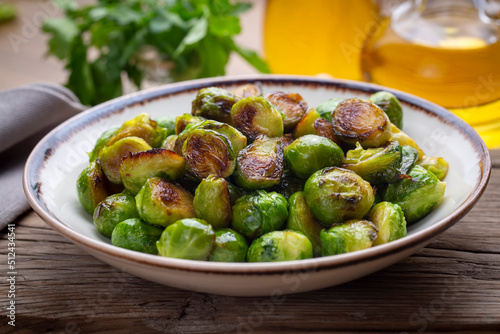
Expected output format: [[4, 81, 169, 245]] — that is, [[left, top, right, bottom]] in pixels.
[[24, 75, 491, 296]]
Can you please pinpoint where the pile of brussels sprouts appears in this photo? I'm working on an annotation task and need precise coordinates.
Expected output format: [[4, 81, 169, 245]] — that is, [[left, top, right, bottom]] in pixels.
[[77, 83, 448, 262]]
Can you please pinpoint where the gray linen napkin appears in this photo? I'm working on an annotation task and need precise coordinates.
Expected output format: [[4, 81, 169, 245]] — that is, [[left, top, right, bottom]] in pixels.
[[0, 83, 86, 229]]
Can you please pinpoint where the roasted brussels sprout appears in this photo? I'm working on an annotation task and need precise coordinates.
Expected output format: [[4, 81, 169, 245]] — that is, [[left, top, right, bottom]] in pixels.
[[321, 220, 378, 256], [265, 91, 308, 131], [231, 96, 284, 140], [417, 156, 449, 181], [161, 135, 178, 151], [304, 167, 375, 225], [196, 120, 247, 156], [370, 91, 403, 130], [93, 192, 139, 237], [193, 175, 231, 228], [332, 98, 392, 148], [390, 124, 424, 159], [99, 137, 152, 184], [233, 135, 284, 189], [175, 113, 205, 135], [77, 160, 111, 214], [284, 135, 344, 179], [156, 218, 215, 260], [292, 109, 340, 144], [247, 230, 313, 262], [401, 145, 420, 174], [119, 148, 186, 195], [108, 113, 158, 146], [231, 83, 262, 99], [192, 87, 237, 124], [369, 202, 407, 246], [384, 165, 446, 223], [315, 97, 344, 121], [209, 228, 248, 262], [136, 177, 195, 227], [269, 169, 305, 200], [231, 190, 288, 239], [111, 218, 163, 254], [88, 127, 119, 162], [287, 191, 322, 256], [152, 116, 176, 148]]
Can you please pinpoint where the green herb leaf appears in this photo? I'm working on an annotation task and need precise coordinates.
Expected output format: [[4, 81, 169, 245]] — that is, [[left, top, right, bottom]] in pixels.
[[209, 16, 240, 37], [173, 16, 208, 58], [42, 17, 79, 60]]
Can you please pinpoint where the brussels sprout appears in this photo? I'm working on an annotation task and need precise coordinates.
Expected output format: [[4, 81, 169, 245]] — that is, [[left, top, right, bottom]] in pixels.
[[284, 135, 344, 179], [175, 113, 205, 135], [315, 97, 344, 121], [280, 134, 294, 149], [227, 182, 248, 205], [99, 137, 152, 184], [384, 165, 446, 223], [156, 218, 215, 260], [192, 87, 237, 124], [161, 135, 178, 151], [247, 230, 313, 262], [209, 228, 248, 262], [108, 113, 158, 146], [231, 83, 262, 99], [390, 124, 424, 159], [269, 169, 305, 200], [293, 109, 320, 139], [321, 220, 378, 256], [136, 177, 195, 228], [111, 218, 163, 254], [119, 148, 186, 195], [265, 91, 308, 131], [312, 118, 342, 144], [76, 160, 111, 214], [287, 191, 323, 256], [196, 120, 247, 156], [369, 202, 407, 246], [332, 98, 392, 148], [182, 128, 236, 179], [93, 192, 139, 237], [233, 135, 284, 189], [370, 91, 403, 129], [231, 96, 284, 140], [152, 116, 176, 148], [231, 190, 288, 239], [193, 175, 232, 228], [88, 127, 119, 162], [304, 167, 375, 225], [417, 156, 449, 181], [401, 145, 419, 174]]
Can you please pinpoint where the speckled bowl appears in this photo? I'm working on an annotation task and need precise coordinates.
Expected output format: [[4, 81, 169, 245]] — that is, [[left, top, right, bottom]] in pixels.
[[24, 75, 491, 296]]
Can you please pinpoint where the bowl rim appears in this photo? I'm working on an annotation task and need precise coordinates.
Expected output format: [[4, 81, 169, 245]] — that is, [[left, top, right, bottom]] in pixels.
[[23, 74, 491, 275]]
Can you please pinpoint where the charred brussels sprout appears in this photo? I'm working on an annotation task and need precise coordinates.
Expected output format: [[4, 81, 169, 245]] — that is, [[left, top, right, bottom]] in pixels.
[[231, 96, 284, 140], [332, 98, 392, 148], [321, 220, 378, 256], [196, 120, 247, 156], [315, 97, 344, 122], [108, 113, 158, 146], [269, 169, 305, 200], [265, 91, 308, 131], [99, 137, 152, 184], [136, 177, 195, 228], [369, 202, 407, 246], [231, 83, 262, 99], [390, 124, 424, 159], [304, 167, 375, 225], [157, 218, 215, 260], [93, 192, 139, 237], [287, 191, 323, 256], [161, 135, 178, 151], [384, 165, 446, 223], [234, 135, 284, 189], [88, 127, 119, 162], [247, 230, 313, 262], [417, 156, 449, 181], [231, 190, 288, 239], [209, 228, 248, 262], [192, 87, 237, 124], [284, 135, 344, 179], [119, 148, 185, 195], [175, 113, 205, 135], [193, 175, 232, 228], [77, 160, 111, 214], [292, 109, 340, 144], [111, 218, 163, 254], [370, 91, 403, 130]]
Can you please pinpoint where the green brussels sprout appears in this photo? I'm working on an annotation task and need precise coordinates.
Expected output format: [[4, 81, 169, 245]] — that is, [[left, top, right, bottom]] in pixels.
[[93, 192, 139, 237], [136, 177, 196, 228], [390, 124, 424, 159], [265, 91, 308, 131], [231, 83, 262, 99], [76, 160, 112, 214], [227, 182, 249, 205], [182, 128, 236, 179], [269, 169, 305, 200], [192, 87, 237, 124], [196, 120, 247, 156], [99, 136, 152, 184], [108, 113, 158, 146], [292, 109, 341, 144], [161, 135, 178, 151], [417, 155, 449, 181], [230, 96, 284, 140], [209, 228, 248, 262], [369, 202, 407, 246], [384, 165, 446, 223], [111, 218, 163, 254], [119, 148, 186, 195], [193, 175, 232, 228], [284, 135, 344, 179], [304, 167, 375, 225], [231, 190, 288, 239], [175, 113, 205, 135], [156, 218, 215, 260], [401, 145, 419, 173], [315, 97, 344, 121], [287, 191, 323, 256], [321, 220, 378, 256], [152, 116, 176, 148], [332, 98, 392, 148], [88, 127, 119, 162], [247, 230, 313, 262], [370, 91, 403, 129]]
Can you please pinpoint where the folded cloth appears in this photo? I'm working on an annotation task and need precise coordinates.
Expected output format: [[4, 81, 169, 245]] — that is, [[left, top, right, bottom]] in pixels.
[[0, 83, 86, 229]]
